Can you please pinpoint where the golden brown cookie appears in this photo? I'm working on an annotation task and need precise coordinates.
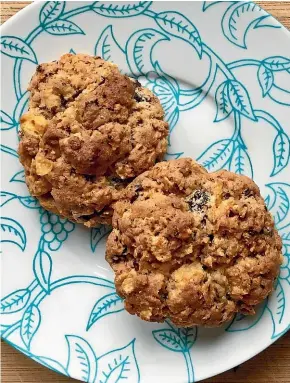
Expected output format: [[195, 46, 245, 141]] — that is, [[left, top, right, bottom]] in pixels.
[[18, 53, 168, 226], [106, 158, 283, 327]]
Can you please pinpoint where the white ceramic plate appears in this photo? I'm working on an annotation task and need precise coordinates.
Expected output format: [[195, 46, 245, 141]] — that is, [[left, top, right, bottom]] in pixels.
[[1, 2, 290, 382]]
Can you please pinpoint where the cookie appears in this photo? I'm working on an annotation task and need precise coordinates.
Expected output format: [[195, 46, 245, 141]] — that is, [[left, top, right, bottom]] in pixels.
[[106, 158, 282, 327], [18, 54, 168, 226]]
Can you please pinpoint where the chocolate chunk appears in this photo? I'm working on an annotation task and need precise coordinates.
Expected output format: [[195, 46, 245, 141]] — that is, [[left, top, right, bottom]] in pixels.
[[208, 234, 214, 243], [108, 176, 125, 186], [263, 227, 273, 236], [243, 188, 254, 198], [134, 92, 146, 103], [133, 258, 139, 271], [160, 291, 168, 300], [135, 184, 143, 193], [134, 89, 150, 103], [78, 207, 107, 221], [201, 215, 208, 227], [248, 227, 273, 236], [229, 210, 235, 218], [186, 190, 210, 212], [36, 65, 44, 73], [110, 176, 123, 183], [78, 212, 96, 221], [131, 184, 143, 202], [112, 247, 128, 264], [84, 174, 96, 182]]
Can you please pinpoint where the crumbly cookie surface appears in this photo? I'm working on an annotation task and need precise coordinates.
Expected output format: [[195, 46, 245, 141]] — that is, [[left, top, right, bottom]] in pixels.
[[106, 158, 282, 327], [18, 54, 168, 226]]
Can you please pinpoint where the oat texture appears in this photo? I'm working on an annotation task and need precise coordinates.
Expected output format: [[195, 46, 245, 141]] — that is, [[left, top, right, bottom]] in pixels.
[[106, 158, 283, 327], [18, 54, 168, 226]]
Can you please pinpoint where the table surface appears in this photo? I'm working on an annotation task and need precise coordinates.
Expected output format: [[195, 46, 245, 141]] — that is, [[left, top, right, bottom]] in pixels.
[[1, 1, 290, 382]]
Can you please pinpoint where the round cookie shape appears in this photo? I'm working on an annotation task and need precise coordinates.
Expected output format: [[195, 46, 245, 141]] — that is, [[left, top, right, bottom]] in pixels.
[[18, 54, 168, 226], [106, 158, 282, 327]]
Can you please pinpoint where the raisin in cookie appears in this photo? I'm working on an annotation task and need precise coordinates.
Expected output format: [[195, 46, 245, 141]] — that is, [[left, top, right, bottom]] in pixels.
[[106, 158, 282, 327], [18, 54, 168, 226]]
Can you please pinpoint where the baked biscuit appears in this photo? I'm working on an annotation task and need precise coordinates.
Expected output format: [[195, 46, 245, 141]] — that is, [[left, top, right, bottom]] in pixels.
[[18, 54, 168, 226], [106, 158, 282, 327]]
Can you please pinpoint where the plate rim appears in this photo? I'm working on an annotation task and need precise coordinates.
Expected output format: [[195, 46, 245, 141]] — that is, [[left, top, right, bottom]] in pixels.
[[1, 1, 290, 382]]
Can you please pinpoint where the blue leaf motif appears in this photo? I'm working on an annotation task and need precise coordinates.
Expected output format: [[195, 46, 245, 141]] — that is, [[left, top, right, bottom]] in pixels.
[[152, 329, 184, 352], [282, 231, 290, 241], [69, 48, 76, 55], [281, 267, 290, 283], [33, 249, 52, 293], [227, 80, 256, 121], [153, 61, 179, 97], [0, 191, 17, 207], [202, 1, 222, 12], [95, 25, 128, 72], [255, 110, 290, 176], [87, 292, 124, 330], [97, 339, 140, 383], [229, 144, 254, 178], [1, 36, 37, 63], [18, 196, 41, 209], [222, 2, 270, 49], [178, 327, 197, 351], [263, 56, 290, 72], [269, 84, 290, 106], [166, 107, 180, 132], [281, 231, 290, 250], [0, 110, 16, 130], [44, 20, 85, 36], [280, 236, 290, 282], [20, 304, 41, 349], [145, 62, 180, 132], [255, 109, 282, 130], [266, 183, 290, 229], [126, 29, 169, 75], [257, 65, 274, 97], [91, 1, 152, 17], [10, 170, 25, 183], [153, 11, 202, 58], [214, 81, 232, 122], [271, 131, 290, 177], [0, 144, 18, 158], [226, 300, 267, 332], [197, 139, 234, 171], [267, 279, 289, 338], [66, 335, 97, 383], [1, 289, 30, 314], [39, 1, 65, 25], [91, 225, 112, 252], [1, 217, 26, 251]]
